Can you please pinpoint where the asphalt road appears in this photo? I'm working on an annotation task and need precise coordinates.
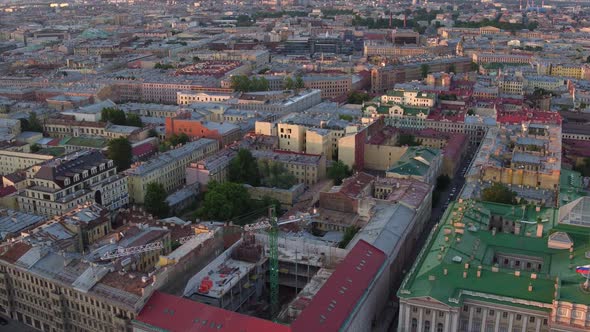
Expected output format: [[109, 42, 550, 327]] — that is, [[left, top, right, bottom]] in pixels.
[[429, 147, 476, 226]]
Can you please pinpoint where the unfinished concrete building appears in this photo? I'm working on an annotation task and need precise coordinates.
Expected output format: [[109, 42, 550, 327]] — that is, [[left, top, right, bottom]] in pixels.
[[183, 233, 347, 315]]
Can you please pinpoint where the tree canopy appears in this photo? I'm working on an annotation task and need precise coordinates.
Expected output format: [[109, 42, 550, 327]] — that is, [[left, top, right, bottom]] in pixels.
[[228, 149, 297, 189], [284, 76, 294, 90], [327, 160, 353, 185], [107, 137, 133, 171], [102, 107, 126, 125], [21, 112, 43, 133], [347, 91, 371, 105], [397, 134, 421, 147], [230, 75, 269, 92], [481, 183, 518, 205], [339, 226, 360, 249], [448, 64, 456, 74], [259, 160, 297, 189], [168, 133, 190, 146], [159, 133, 189, 152], [294, 75, 304, 89], [198, 181, 251, 221], [420, 64, 430, 78], [144, 182, 170, 218], [154, 62, 175, 69], [229, 149, 260, 186], [454, 19, 538, 32], [126, 113, 143, 127], [101, 108, 142, 127]]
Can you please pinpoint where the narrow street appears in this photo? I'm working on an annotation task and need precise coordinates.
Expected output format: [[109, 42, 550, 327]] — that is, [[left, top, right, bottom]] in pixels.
[[387, 144, 478, 331]]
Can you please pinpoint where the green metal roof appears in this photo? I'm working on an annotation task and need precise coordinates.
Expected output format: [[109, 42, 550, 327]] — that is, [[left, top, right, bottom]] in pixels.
[[386, 147, 441, 177], [61, 136, 107, 148], [385, 90, 405, 97], [398, 199, 590, 307], [401, 105, 430, 116]]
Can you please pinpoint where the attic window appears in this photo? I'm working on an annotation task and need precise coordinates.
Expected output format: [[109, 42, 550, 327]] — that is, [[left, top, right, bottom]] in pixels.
[[74, 174, 80, 182], [64, 178, 70, 186]]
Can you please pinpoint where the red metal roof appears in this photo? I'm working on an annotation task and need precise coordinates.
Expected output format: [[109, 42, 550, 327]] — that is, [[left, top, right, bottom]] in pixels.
[[291, 240, 386, 332], [497, 109, 561, 125], [47, 138, 61, 146], [135, 291, 290, 332], [131, 142, 155, 157], [0, 185, 16, 197]]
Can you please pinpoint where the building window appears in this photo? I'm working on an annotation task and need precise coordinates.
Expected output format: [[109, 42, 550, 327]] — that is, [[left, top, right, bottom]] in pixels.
[[411, 318, 418, 332], [436, 323, 443, 332], [516, 314, 521, 321], [424, 320, 430, 332], [459, 319, 469, 331]]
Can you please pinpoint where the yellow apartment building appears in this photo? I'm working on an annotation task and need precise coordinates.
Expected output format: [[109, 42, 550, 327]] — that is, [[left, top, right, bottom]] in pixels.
[[125, 139, 218, 203], [0, 151, 53, 176]]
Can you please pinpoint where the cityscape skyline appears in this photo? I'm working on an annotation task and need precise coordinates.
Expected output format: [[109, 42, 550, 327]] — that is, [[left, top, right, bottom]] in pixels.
[[0, 0, 588, 331]]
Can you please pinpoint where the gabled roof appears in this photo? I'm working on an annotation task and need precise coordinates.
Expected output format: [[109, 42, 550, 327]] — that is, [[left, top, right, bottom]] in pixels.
[[134, 291, 290, 332], [291, 240, 386, 332]]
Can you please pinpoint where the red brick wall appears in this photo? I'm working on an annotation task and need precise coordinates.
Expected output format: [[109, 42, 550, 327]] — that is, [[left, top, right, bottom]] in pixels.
[[319, 191, 358, 214]]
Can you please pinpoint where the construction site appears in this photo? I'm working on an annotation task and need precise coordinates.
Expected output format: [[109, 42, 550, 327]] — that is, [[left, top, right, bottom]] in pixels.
[[183, 229, 348, 322]]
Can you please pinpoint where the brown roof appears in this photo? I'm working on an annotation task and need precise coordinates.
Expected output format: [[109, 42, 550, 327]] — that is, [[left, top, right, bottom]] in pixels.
[[3, 171, 26, 183], [338, 172, 375, 199], [0, 242, 32, 263], [100, 271, 150, 296]]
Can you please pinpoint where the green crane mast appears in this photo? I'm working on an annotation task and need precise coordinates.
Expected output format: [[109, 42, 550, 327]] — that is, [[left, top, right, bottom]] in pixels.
[[268, 206, 279, 318]]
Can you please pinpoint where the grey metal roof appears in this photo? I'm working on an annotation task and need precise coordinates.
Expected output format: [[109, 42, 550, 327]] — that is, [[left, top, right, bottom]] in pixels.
[[0, 210, 45, 239], [512, 152, 542, 164], [516, 136, 546, 146], [347, 201, 416, 258]]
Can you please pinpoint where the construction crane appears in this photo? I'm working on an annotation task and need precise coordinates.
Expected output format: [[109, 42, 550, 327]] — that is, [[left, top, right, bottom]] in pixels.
[[241, 207, 318, 317], [264, 207, 318, 318], [268, 206, 280, 319], [100, 229, 213, 260]]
